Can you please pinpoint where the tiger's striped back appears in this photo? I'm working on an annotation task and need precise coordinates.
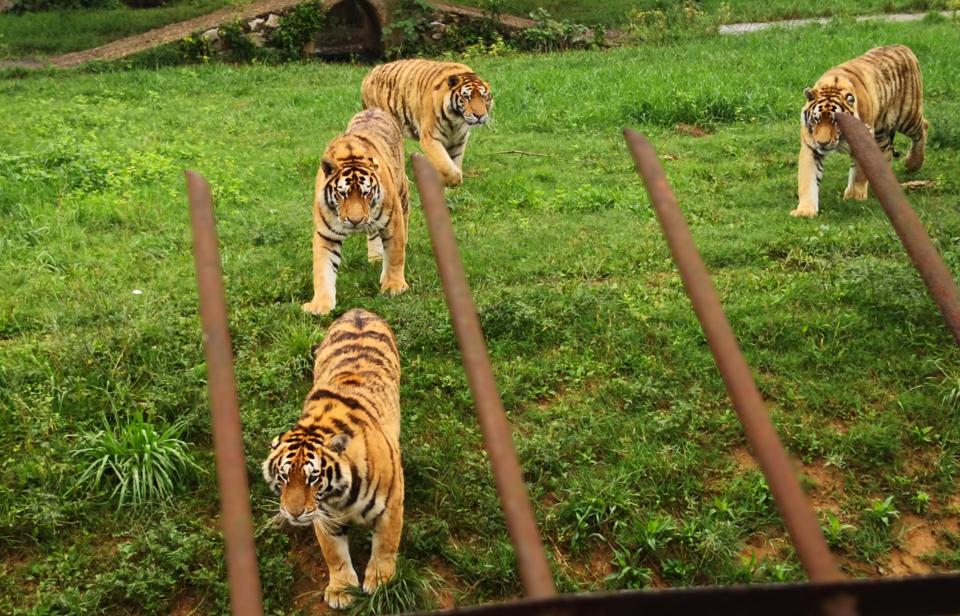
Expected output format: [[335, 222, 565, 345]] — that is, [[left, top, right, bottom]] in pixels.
[[360, 58, 492, 187]]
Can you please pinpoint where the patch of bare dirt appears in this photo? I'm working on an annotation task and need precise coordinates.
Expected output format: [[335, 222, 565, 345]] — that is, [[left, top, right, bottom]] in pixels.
[[731, 445, 756, 472], [801, 460, 844, 514], [169, 591, 204, 616], [428, 558, 464, 609], [739, 532, 788, 563], [675, 123, 710, 138], [290, 536, 333, 616]]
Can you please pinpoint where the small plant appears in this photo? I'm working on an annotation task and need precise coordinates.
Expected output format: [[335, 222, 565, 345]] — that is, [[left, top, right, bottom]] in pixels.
[[220, 20, 259, 63], [73, 413, 199, 508], [269, 0, 327, 60], [343, 558, 438, 615], [863, 496, 900, 528], [604, 545, 653, 589], [518, 8, 594, 53], [820, 511, 856, 547], [179, 34, 213, 64], [911, 490, 931, 514]]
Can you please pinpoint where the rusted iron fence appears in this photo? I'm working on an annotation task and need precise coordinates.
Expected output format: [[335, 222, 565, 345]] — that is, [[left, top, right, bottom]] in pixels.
[[186, 171, 264, 616], [185, 117, 960, 615], [834, 113, 960, 346]]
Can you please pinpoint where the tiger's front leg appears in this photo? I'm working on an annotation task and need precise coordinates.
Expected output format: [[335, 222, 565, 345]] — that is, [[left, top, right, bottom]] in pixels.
[[843, 159, 869, 201], [420, 134, 462, 187], [792, 144, 823, 217], [302, 229, 342, 316], [363, 501, 404, 594], [314, 526, 359, 609], [379, 208, 409, 297]]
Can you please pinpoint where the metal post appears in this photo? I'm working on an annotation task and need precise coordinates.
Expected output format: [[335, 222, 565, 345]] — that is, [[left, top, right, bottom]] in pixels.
[[186, 170, 265, 616], [623, 130, 850, 595], [835, 112, 960, 346], [412, 155, 558, 599]]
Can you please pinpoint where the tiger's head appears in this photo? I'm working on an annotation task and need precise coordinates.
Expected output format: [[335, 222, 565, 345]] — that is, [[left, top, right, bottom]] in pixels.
[[446, 73, 493, 127], [802, 77, 859, 152], [320, 145, 382, 231], [262, 427, 351, 528]]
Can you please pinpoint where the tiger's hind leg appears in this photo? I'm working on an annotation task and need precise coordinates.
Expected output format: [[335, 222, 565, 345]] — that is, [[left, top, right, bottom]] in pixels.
[[367, 233, 383, 263], [363, 501, 404, 594], [315, 527, 360, 609], [905, 118, 929, 173]]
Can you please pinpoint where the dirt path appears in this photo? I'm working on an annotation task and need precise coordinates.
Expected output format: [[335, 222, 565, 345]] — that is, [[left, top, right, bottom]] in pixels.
[[719, 10, 956, 34], [0, 0, 536, 70]]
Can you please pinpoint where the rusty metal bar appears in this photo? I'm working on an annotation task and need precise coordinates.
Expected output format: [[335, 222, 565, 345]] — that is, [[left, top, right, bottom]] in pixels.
[[412, 154, 558, 599], [623, 130, 849, 591], [835, 112, 960, 346], [186, 170, 265, 616]]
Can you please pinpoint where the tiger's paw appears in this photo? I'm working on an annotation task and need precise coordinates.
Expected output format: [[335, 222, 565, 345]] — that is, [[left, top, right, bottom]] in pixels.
[[302, 297, 335, 316], [790, 205, 817, 218], [362, 558, 397, 594], [323, 585, 354, 610], [380, 278, 409, 297], [443, 170, 463, 187], [324, 572, 359, 610], [843, 185, 868, 201]]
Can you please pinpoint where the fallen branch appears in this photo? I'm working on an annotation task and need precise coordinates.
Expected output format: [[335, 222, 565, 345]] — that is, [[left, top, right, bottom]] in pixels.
[[492, 150, 553, 158]]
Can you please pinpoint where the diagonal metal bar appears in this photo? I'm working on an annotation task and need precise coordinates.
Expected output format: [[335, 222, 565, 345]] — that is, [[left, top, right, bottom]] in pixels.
[[835, 112, 960, 346], [186, 170, 265, 616], [623, 130, 850, 597], [412, 154, 557, 599]]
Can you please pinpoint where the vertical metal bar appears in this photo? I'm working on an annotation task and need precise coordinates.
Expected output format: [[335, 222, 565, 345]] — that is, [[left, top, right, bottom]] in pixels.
[[412, 155, 558, 599], [835, 112, 960, 346], [622, 130, 848, 589], [186, 170, 265, 616]]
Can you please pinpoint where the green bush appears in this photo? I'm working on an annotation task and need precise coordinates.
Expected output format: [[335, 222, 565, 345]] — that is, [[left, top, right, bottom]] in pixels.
[[269, 0, 326, 60], [72, 412, 200, 508]]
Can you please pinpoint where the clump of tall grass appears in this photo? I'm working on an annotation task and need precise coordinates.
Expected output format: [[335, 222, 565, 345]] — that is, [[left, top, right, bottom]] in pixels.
[[344, 558, 439, 615], [73, 412, 200, 508]]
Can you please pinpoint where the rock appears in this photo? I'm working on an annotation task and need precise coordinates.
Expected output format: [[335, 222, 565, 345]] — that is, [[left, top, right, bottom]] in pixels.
[[248, 17, 265, 31], [201, 28, 221, 43], [431, 32, 443, 40], [247, 32, 266, 47], [264, 13, 281, 29]]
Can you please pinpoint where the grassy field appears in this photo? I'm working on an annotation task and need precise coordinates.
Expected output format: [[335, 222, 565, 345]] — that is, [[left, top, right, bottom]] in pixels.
[[0, 0, 239, 58], [458, 0, 955, 26], [2, 15, 960, 615]]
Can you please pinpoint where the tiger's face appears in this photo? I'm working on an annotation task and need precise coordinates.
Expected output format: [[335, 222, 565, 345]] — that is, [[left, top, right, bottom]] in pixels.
[[448, 73, 492, 127], [321, 155, 382, 231], [262, 430, 351, 526], [802, 78, 858, 152]]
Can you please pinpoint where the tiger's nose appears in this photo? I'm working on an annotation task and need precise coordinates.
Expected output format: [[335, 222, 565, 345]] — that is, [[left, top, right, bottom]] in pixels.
[[347, 215, 364, 225]]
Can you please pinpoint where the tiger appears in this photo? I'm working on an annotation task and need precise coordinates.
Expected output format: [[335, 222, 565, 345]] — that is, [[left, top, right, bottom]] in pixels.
[[793, 44, 929, 217], [361, 59, 493, 187], [302, 108, 410, 317], [262, 309, 404, 610]]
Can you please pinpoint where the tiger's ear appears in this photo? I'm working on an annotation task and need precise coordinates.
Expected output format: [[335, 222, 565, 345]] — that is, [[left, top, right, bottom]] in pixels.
[[310, 343, 321, 360], [370, 157, 380, 171], [803, 87, 816, 101], [328, 433, 350, 454], [321, 158, 335, 176], [270, 434, 283, 449], [447, 75, 460, 88], [845, 92, 856, 106]]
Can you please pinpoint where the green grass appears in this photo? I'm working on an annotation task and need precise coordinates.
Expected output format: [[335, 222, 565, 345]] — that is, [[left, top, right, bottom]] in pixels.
[[0, 0, 239, 58], [2, 15, 960, 615], [459, 0, 954, 26]]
